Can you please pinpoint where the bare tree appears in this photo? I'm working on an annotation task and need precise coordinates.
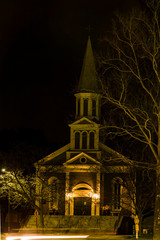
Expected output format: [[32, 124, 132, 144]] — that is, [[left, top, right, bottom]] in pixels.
[[101, 152, 155, 234], [0, 167, 60, 231], [121, 167, 155, 234], [98, 0, 160, 239]]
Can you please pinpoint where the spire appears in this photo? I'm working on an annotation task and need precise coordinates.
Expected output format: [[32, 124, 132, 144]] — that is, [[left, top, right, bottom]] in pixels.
[[78, 36, 99, 93]]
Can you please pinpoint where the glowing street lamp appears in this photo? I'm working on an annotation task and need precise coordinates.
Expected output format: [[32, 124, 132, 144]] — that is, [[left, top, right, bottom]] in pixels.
[[1, 168, 11, 232]]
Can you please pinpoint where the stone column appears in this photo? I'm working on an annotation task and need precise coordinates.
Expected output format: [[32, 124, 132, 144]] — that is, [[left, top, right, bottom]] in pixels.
[[70, 197, 74, 216], [91, 200, 95, 216], [65, 171, 70, 215], [96, 170, 100, 216], [80, 97, 83, 117], [96, 97, 99, 119], [76, 98, 78, 117], [88, 98, 92, 117], [80, 131, 83, 149]]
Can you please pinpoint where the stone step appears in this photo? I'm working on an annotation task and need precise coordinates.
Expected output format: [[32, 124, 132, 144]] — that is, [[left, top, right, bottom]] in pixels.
[[21, 215, 121, 233]]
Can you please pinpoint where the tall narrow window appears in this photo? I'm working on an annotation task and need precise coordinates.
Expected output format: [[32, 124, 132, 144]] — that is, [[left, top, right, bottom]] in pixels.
[[84, 99, 88, 116], [89, 132, 94, 149], [113, 178, 121, 210], [49, 177, 59, 212], [77, 99, 80, 116], [75, 132, 80, 149], [92, 99, 96, 116], [82, 132, 87, 149]]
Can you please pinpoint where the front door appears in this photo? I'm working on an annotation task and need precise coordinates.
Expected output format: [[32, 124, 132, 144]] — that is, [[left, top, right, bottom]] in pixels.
[[74, 197, 91, 215]]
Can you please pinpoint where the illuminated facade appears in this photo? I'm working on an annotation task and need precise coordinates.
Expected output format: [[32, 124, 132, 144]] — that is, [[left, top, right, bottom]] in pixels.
[[35, 37, 132, 218]]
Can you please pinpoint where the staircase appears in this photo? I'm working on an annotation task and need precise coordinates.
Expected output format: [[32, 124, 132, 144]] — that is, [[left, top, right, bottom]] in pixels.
[[20, 215, 121, 233]]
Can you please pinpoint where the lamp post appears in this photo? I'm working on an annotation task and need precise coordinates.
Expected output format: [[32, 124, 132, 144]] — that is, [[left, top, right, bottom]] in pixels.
[[1, 169, 11, 232], [8, 189, 11, 232]]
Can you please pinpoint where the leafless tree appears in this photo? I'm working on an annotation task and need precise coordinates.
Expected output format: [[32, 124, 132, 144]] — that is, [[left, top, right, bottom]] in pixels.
[[121, 167, 155, 234], [0, 167, 61, 231], [98, 0, 160, 239]]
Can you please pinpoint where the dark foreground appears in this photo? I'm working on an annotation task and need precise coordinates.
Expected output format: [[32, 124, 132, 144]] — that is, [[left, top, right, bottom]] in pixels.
[[1, 234, 153, 240]]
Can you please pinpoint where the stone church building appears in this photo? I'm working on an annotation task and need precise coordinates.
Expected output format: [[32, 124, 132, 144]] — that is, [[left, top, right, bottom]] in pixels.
[[26, 37, 134, 233]]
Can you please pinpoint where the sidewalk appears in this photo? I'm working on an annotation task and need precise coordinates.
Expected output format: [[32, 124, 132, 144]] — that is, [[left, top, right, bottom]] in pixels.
[[88, 234, 153, 240], [88, 235, 153, 240]]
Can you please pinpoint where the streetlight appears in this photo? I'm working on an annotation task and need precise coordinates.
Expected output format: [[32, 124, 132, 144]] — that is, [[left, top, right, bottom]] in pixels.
[[1, 168, 11, 232]]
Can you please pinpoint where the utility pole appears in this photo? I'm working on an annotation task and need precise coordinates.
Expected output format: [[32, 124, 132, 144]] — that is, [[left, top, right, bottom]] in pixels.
[[8, 190, 11, 232]]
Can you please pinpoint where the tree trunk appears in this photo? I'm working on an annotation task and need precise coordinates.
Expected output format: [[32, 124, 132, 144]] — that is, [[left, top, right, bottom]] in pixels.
[[139, 215, 143, 235], [39, 201, 44, 232], [39, 210, 44, 232], [153, 115, 160, 240], [153, 167, 160, 240]]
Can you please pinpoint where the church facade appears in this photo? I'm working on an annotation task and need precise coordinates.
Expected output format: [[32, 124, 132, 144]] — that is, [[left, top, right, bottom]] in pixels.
[[35, 37, 133, 223]]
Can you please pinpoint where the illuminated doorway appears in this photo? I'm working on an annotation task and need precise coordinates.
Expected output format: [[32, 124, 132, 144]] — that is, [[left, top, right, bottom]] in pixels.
[[74, 197, 91, 215]]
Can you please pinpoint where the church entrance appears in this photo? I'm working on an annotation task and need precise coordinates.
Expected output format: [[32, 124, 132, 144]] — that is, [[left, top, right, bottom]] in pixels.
[[65, 182, 99, 216], [74, 197, 91, 215]]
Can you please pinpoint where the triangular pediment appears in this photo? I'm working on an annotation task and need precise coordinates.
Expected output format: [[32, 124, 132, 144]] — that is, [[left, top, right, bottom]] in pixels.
[[63, 152, 101, 166], [69, 117, 99, 127], [77, 119, 92, 124]]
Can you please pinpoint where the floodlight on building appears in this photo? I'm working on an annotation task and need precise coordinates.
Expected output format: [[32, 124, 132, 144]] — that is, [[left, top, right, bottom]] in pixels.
[[66, 192, 73, 200], [92, 193, 100, 201]]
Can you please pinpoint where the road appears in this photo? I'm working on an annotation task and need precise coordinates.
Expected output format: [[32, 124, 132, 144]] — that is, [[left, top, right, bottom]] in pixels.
[[1, 233, 152, 240]]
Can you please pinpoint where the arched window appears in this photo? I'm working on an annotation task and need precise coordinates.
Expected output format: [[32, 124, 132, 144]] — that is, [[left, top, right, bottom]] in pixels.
[[75, 132, 80, 149], [82, 132, 87, 149], [89, 132, 94, 149], [92, 99, 96, 116], [48, 177, 59, 212], [112, 178, 122, 210], [84, 99, 88, 116]]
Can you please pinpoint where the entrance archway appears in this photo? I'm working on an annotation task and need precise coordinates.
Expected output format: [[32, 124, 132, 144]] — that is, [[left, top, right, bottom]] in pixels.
[[72, 183, 93, 216]]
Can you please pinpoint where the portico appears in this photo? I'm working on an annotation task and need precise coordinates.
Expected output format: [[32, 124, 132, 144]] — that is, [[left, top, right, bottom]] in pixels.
[[64, 153, 101, 216]]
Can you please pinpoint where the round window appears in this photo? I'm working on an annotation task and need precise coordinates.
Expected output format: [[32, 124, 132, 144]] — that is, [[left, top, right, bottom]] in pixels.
[[80, 157, 87, 164]]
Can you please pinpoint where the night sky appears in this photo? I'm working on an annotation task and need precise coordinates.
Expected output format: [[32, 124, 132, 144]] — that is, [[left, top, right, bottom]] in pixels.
[[0, 0, 141, 146]]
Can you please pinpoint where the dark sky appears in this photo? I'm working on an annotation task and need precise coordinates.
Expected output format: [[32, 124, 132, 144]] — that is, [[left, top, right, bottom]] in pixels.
[[0, 0, 140, 146]]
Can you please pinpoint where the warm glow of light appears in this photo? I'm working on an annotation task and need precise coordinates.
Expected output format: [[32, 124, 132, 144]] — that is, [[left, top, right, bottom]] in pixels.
[[6, 235, 89, 240], [65, 192, 73, 200], [92, 193, 99, 200], [1, 168, 6, 172]]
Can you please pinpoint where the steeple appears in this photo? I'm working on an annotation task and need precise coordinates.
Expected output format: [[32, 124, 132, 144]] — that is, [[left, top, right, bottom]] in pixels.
[[78, 36, 99, 93], [75, 37, 101, 121]]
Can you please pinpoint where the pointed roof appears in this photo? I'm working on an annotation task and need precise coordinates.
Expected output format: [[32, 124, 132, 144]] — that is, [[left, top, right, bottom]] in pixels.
[[78, 36, 99, 93]]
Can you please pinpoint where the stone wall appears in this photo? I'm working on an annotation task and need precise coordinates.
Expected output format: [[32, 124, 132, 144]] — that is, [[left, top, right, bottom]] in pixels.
[[21, 215, 121, 233]]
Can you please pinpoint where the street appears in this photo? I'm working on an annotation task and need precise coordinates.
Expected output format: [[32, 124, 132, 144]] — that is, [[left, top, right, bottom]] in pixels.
[[1, 233, 153, 240]]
